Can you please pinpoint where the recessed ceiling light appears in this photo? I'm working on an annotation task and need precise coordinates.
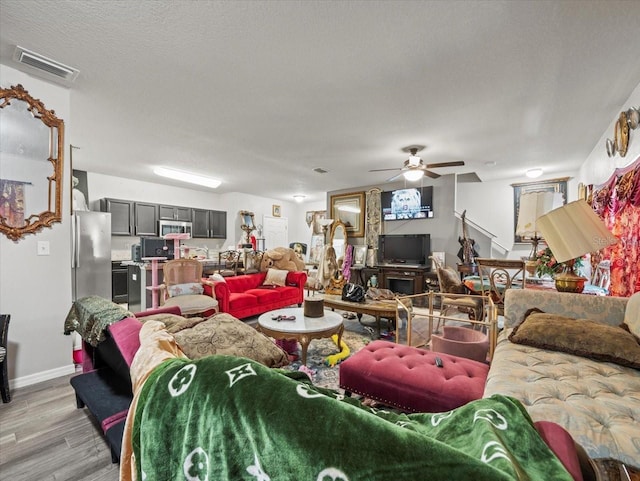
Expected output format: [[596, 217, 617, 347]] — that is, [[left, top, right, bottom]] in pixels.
[[293, 195, 306, 203], [153, 167, 221, 188], [526, 168, 543, 179]]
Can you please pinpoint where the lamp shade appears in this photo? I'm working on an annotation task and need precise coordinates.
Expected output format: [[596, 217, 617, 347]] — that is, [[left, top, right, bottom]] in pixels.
[[536, 199, 618, 263], [515, 191, 564, 238]]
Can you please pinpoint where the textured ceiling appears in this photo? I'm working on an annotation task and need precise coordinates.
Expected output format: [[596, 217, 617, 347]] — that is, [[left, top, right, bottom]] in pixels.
[[1, 0, 639, 202]]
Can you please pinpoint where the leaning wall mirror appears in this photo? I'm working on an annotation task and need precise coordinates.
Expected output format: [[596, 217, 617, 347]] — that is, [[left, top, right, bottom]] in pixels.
[[330, 220, 347, 262], [0, 84, 65, 241]]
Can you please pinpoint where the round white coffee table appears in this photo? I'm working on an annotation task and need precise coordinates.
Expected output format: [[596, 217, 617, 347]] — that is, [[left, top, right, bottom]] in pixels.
[[257, 307, 344, 365]]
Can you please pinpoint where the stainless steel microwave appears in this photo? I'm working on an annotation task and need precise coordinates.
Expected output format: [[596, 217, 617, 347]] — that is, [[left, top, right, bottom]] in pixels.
[[158, 220, 192, 237]]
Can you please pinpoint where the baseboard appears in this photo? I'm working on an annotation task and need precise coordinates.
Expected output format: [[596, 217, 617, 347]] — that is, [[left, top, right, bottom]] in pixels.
[[10, 364, 76, 390]]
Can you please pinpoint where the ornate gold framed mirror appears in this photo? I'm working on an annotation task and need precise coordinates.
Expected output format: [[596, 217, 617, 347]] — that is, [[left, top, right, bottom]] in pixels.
[[325, 220, 348, 294], [0, 84, 65, 241], [239, 210, 255, 243]]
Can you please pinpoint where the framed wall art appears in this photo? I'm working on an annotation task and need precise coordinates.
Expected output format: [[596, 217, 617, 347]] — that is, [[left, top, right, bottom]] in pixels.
[[330, 191, 365, 237], [511, 177, 568, 243], [272, 204, 281, 217], [353, 245, 368, 267]]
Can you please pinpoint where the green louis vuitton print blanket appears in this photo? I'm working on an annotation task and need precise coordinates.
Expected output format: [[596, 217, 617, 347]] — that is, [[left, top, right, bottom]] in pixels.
[[132, 355, 572, 481]]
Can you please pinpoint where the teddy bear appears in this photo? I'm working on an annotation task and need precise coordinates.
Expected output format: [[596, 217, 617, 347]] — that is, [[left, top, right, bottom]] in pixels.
[[260, 246, 306, 272]]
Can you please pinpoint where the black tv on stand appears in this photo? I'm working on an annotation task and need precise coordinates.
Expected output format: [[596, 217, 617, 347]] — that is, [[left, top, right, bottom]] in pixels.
[[377, 234, 431, 269]]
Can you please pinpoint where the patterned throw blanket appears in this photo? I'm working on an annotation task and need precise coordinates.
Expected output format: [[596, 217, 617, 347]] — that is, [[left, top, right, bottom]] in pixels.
[[64, 296, 134, 346], [131, 355, 572, 481]]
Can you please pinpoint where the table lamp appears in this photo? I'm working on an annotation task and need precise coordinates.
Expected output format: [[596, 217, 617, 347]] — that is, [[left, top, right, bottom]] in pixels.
[[516, 191, 564, 260], [536, 199, 618, 293]]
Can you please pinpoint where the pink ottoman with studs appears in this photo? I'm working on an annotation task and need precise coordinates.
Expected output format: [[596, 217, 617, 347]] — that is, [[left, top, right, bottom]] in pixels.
[[339, 340, 489, 413]]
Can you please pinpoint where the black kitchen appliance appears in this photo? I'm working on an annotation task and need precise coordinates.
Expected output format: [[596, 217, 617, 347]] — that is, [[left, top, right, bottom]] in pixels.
[[140, 237, 173, 259]]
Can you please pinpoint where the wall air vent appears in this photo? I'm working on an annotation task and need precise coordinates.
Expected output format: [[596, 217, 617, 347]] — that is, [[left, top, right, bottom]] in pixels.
[[13, 46, 79, 82]]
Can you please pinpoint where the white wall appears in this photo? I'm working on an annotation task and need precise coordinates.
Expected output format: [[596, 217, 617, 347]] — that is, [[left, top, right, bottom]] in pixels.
[[0, 65, 75, 386], [579, 82, 640, 185], [457, 169, 580, 260]]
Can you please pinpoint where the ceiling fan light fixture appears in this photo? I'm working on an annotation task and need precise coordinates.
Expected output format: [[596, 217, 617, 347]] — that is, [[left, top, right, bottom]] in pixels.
[[403, 169, 424, 181], [154, 166, 221, 188]]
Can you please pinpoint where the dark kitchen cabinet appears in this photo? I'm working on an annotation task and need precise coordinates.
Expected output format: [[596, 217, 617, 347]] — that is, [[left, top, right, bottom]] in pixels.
[[100, 198, 133, 236], [134, 202, 158, 236], [159, 204, 191, 221], [112, 261, 128, 304], [210, 210, 226, 238], [192, 209, 227, 239]]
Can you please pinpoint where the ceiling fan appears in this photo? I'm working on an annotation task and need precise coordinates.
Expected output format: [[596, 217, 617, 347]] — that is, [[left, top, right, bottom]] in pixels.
[[369, 146, 465, 182]]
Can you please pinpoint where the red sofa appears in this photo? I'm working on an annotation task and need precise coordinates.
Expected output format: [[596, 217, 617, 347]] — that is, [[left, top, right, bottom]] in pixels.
[[211, 271, 307, 319]]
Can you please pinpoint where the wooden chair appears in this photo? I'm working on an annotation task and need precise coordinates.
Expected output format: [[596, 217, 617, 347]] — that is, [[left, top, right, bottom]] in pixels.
[[238, 250, 263, 275], [218, 250, 240, 277], [434, 264, 484, 331], [160, 259, 218, 317], [475, 258, 526, 316]]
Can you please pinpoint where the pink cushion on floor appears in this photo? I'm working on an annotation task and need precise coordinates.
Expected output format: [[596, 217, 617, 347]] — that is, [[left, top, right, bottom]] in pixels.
[[339, 340, 489, 413]]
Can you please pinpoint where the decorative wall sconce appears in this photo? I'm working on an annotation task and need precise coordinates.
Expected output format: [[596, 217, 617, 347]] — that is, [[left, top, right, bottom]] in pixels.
[[606, 107, 638, 158]]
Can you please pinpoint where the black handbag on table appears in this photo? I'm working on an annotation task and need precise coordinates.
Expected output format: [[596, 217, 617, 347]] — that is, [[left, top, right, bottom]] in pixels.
[[341, 283, 366, 303]]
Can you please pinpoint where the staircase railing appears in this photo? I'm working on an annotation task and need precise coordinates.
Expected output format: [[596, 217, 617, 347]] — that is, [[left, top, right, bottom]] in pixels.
[[454, 210, 510, 258]]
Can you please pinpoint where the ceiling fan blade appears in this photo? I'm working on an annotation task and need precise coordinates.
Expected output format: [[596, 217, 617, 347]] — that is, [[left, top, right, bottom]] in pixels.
[[386, 172, 404, 182], [425, 161, 465, 168], [369, 167, 402, 173], [423, 170, 441, 179]]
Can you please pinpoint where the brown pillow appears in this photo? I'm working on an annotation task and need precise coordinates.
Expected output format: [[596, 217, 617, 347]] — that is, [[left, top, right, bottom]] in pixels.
[[439, 267, 466, 294], [509, 312, 640, 370], [172, 313, 289, 368]]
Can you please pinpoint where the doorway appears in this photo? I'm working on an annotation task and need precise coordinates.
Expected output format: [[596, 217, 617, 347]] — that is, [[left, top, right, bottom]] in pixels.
[[262, 216, 288, 250]]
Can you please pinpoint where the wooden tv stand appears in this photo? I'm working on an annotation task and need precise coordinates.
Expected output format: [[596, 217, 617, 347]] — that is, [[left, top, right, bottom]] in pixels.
[[350, 264, 431, 296]]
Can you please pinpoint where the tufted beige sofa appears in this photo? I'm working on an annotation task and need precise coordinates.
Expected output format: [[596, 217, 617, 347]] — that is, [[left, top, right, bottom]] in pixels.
[[484, 288, 639, 468]]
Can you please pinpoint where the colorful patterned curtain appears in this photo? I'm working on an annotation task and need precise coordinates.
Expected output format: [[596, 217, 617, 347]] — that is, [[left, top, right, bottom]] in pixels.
[[589, 156, 640, 297]]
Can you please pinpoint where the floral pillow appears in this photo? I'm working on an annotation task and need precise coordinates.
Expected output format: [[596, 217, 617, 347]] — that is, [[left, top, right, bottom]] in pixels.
[[167, 282, 204, 297]]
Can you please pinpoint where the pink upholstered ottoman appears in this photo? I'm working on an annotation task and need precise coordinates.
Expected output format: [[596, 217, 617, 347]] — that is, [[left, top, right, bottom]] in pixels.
[[339, 340, 489, 413]]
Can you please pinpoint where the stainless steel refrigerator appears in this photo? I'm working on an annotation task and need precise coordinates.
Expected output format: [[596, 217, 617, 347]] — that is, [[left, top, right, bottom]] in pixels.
[[71, 211, 112, 301]]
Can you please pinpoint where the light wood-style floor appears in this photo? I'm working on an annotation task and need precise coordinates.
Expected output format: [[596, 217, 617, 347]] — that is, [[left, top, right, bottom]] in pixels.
[[0, 374, 119, 481]]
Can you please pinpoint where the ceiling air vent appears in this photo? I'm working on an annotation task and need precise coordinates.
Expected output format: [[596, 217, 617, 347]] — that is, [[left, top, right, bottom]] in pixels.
[[313, 167, 328, 174], [13, 46, 79, 82]]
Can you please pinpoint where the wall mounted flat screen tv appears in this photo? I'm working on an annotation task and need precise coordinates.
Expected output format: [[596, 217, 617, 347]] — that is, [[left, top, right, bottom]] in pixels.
[[377, 234, 431, 267], [381, 186, 434, 221]]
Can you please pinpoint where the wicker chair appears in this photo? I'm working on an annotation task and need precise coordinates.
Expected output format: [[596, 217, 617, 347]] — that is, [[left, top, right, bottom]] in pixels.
[[160, 259, 218, 317]]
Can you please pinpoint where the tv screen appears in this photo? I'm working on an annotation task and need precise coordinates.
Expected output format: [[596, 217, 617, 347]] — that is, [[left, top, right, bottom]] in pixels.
[[381, 186, 434, 221], [377, 234, 431, 267]]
